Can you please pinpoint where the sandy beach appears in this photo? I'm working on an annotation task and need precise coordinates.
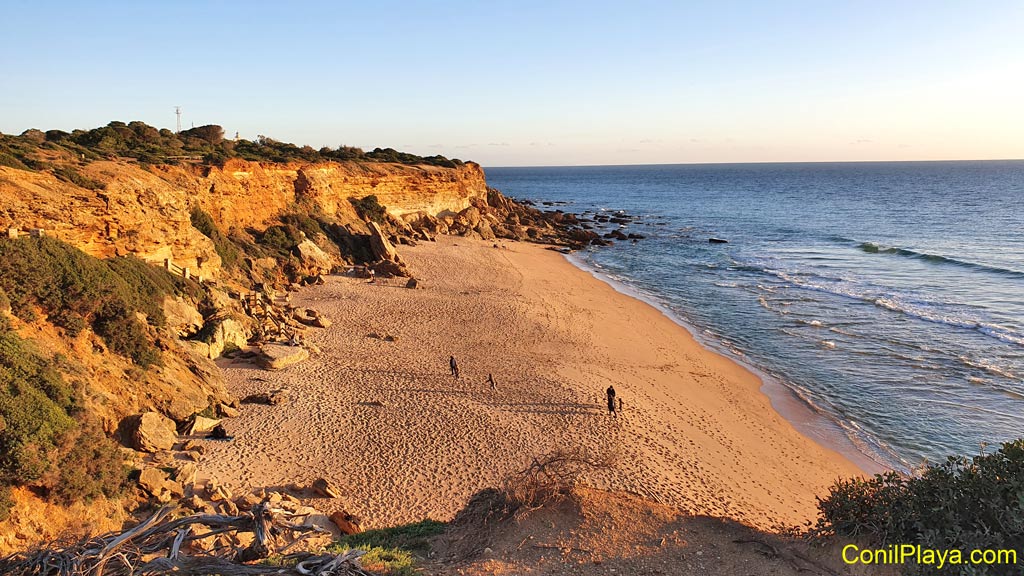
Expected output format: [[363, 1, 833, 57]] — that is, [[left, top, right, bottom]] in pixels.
[[197, 236, 862, 530]]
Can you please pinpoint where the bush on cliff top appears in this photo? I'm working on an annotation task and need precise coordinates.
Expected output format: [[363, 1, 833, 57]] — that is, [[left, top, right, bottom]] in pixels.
[[815, 439, 1024, 574], [1, 121, 468, 170], [0, 236, 190, 367]]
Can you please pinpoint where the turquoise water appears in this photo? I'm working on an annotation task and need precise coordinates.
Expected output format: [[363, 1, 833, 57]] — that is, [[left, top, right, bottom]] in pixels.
[[486, 161, 1024, 470]]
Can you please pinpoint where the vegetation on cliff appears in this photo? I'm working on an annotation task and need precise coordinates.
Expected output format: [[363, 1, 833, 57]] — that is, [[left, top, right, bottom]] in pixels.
[[0, 313, 126, 520], [0, 237, 199, 367], [0, 121, 466, 170]]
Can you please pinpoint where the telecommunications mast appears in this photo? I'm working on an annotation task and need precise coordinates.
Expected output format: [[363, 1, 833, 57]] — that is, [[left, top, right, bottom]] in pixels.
[[174, 106, 182, 133]]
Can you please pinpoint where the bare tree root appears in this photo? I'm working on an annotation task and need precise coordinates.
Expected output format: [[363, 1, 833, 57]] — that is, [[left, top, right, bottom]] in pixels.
[[0, 501, 369, 576]]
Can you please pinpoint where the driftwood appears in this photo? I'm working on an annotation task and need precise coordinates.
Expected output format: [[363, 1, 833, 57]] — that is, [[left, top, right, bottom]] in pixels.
[[0, 500, 369, 576]]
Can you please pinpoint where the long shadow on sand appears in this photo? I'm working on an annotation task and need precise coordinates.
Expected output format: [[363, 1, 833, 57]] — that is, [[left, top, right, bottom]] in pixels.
[[492, 401, 604, 416]]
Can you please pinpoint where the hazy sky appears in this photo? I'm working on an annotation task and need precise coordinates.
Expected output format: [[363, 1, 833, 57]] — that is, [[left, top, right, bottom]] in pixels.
[[2, 1, 1022, 166]]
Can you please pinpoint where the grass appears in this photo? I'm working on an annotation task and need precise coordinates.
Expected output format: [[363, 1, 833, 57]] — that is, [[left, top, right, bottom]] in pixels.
[[325, 519, 447, 575]]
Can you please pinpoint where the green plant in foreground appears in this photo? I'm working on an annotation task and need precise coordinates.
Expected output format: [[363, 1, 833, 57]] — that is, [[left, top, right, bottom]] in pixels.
[[325, 519, 446, 575], [815, 439, 1024, 574]]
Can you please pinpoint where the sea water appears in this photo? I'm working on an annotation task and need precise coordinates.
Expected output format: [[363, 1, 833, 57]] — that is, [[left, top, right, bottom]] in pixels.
[[486, 161, 1024, 471]]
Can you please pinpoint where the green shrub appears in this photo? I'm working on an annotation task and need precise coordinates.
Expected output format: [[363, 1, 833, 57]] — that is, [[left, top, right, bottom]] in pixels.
[[0, 485, 12, 521], [258, 225, 303, 254], [0, 237, 178, 366], [351, 195, 387, 224], [0, 316, 126, 517], [190, 207, 241, 269], [816, 440, 1024, 574], [49, 423, 127, 504], [52, 165, 104, 190], [279, 212, 324, 239]]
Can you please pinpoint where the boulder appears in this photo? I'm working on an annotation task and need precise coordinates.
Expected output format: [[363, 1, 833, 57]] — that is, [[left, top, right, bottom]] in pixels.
[[475, 220, 496, 241], [138, 467, 169, 495], [185, 415, 222, 435], [329, 510, 363, 535], [216, 402, 240, 418], [293, 308, 331, 328], [294, 239, 334, 273], [458, 206, 482, 228], [138, 467, 182, 503], [371, 259, 406, 278], [173, 462, 198, 487], [405, 278, 419, 289], [311, 477, 342, 499], [124, 412, 177, 452], [162, 296, 204, 338], [258, 344, 309, 370], [368, 222, 403, 264], [242, 389, 289, 405], [200, 313, 252, 359]]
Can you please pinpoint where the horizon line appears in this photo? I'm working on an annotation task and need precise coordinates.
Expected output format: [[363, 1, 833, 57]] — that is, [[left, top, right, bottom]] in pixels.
[[484, 158, 1024, 169]]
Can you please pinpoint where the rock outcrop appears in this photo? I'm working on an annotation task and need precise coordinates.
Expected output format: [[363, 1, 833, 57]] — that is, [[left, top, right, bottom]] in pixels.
[[0, 159, 488, 280], [123, 412, 178, 452], [258, 344, 309, 370]]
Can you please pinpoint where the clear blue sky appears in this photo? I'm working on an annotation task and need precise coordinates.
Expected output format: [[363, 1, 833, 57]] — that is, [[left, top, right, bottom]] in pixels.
[[2, 1, 1022, 166]]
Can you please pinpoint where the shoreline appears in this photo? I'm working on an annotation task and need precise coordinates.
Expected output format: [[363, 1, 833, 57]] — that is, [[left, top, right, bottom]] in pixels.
[[196, 236, 864, 530], [564, 252, 887, 475]]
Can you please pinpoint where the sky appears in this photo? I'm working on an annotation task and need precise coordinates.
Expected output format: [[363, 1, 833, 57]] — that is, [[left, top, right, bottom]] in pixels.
[[1, 1, 1023, 166]]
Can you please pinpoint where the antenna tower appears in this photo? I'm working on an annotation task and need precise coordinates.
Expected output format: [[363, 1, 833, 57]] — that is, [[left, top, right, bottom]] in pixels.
[[174, 106, 182, 133]]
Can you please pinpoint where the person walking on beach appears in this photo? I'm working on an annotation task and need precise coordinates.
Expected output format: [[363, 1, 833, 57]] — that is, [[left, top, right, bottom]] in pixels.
[[449, 355, 459, 379], [606, 385, 617, 418], [487, 373, 496, 390]]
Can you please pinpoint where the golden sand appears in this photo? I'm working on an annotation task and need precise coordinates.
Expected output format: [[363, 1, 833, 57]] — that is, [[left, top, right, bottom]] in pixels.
[[197, 236, 862, 529]]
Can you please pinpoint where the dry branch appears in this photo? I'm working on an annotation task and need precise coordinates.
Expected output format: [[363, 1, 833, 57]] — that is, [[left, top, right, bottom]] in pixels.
[[0, 500, 361, 576]]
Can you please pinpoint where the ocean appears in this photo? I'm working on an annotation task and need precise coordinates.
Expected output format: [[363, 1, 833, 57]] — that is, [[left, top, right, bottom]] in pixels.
[[486, 161, 1024, 471]]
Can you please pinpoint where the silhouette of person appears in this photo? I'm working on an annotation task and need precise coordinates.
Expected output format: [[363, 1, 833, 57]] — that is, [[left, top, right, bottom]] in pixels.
[[487, 373, 496, 390], [449, 355, 459, 379], [606, 385, 617, 417]]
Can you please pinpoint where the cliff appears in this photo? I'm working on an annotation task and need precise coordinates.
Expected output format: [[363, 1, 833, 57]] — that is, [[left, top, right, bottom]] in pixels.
[[0, 158, 489, 279]]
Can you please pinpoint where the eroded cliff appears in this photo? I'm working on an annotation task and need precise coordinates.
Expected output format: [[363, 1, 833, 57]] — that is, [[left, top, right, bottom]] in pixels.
[[0, 158, 488, 279]]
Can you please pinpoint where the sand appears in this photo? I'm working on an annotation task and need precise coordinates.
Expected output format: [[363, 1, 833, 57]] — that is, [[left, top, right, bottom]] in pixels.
[[196, 236, 863, 530]]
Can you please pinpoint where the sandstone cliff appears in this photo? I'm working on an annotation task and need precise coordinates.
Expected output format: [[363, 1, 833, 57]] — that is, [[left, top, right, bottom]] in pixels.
[[0, 158, 488, 279]]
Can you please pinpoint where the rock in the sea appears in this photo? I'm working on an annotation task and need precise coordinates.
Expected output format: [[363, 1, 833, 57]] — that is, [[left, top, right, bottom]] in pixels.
[[258, 344, 309, 370], [312, 477, 342, 499], [124, 412, 178, 452], [329, 510, 363, 535]]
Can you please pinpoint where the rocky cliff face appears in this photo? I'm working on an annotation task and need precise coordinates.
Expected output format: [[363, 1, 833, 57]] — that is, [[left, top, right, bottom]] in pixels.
[[0, 159, 488, 278]]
